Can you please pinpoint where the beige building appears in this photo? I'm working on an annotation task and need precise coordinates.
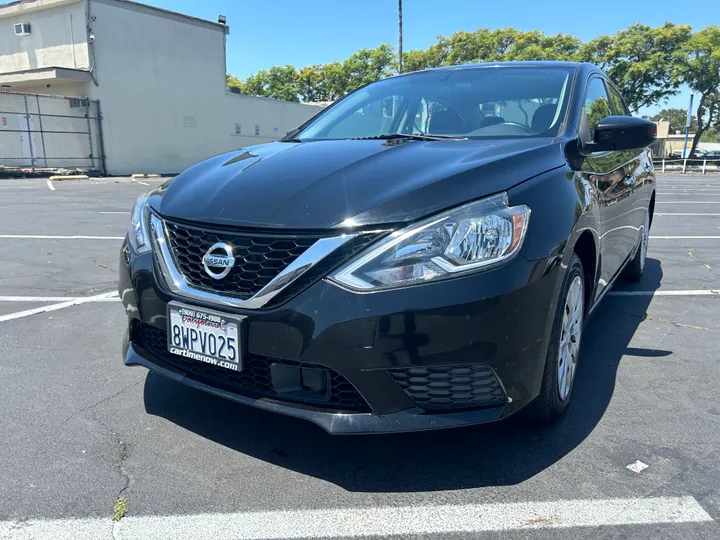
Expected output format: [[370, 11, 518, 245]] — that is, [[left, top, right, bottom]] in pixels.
[[0, 0, 321, 174]]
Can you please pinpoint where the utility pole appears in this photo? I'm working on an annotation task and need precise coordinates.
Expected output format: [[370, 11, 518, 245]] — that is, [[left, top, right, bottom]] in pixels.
[[398, 0, 403, 74], [682, 91, 695, 159]]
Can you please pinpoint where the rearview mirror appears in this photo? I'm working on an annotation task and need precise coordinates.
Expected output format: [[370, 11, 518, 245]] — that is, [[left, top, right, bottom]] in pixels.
[[585, 116, 656, 152]]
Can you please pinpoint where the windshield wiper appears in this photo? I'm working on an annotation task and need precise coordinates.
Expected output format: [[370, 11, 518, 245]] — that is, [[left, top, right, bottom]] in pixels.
[[279, 138, 303, 143], [352, 133, 467, 141]]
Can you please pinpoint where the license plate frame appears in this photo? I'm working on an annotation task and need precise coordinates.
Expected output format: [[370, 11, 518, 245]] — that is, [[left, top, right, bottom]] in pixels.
[[166, 301, 244, 372]]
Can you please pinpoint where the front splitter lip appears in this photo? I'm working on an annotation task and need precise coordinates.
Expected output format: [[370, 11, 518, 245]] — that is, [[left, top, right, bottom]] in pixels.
[[124, 342, 506, 435]]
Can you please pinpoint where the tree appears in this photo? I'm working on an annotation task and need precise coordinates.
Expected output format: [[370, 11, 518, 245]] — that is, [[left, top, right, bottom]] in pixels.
[[226, 74, 243, 90], [678, 26, 720, 157], [297, 65, 326, 102], [239, 65, 300, 102], [651, 108, 698, 134], [342, 45, 397, 91], [229, 22, 717, 125], [505, 30, 581, 61], [581, 23, 692, 112]]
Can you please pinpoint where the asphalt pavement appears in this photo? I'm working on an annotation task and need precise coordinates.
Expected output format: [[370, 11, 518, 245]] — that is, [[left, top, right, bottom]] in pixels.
[[0, 174, 719, 539]]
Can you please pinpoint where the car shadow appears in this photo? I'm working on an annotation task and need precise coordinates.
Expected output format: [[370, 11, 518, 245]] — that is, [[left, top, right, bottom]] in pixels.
[[144, 258, 665, 492]]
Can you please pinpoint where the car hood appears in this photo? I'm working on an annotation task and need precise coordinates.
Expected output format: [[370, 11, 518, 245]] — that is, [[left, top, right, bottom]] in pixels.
[[152, 138, 566, 230]]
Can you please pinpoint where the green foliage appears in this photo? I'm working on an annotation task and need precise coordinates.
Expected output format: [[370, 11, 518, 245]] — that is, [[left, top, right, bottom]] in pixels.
[[112, 497, 127, 522], [581, 23, 692, 112], [586, 97, 612, 136], [651, 108, 698, 133], [343, 44, 397, 90], [699, 129, 720, 143], [226, 73, 242, 89]]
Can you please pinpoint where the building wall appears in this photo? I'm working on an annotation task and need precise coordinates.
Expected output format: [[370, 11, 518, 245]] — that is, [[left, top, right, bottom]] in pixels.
[[0, 0, 89, 73], [87, 0, 320, 175]]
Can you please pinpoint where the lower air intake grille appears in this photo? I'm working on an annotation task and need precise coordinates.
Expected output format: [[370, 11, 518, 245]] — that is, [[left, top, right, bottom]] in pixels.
[[134, 323, 370, 413], [387, 365, 506, 412]]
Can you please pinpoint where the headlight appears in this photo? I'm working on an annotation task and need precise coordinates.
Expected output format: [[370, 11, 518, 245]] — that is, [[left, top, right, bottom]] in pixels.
[[127, 194, 151, 254], [330, 193, 530, 290]]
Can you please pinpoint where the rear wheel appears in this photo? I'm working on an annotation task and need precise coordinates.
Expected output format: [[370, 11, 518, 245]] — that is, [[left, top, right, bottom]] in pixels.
[[623, 211, 650, 282], [532, 253, 585, 423]]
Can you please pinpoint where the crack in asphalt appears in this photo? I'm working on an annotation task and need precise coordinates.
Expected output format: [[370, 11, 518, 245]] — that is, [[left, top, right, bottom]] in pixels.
[[50, 382, 138, 538], [91, 413, 132, 540]]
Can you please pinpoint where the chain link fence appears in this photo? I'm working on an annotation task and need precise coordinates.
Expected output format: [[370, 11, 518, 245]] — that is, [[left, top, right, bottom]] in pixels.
[[0, 92, 105, 175]]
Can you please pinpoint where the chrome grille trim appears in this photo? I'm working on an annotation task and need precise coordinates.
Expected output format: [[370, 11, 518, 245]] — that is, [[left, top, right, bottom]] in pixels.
[[150, 213, 359, 309]]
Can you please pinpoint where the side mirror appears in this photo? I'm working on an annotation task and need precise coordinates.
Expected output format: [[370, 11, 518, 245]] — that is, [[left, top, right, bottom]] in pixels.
[[585, 116, 656, 152], [286, 127, 299, 136]]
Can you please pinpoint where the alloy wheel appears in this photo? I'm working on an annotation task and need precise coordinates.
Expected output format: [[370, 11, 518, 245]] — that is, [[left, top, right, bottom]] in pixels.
[[557, 275, 584, 401]]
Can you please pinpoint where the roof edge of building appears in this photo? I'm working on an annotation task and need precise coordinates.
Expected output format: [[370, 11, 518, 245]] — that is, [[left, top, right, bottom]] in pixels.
[[90, 0, 229, 34]]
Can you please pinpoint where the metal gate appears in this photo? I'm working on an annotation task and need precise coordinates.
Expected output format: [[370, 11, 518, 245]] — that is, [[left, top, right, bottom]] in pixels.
[[0, 92, 105, 175]]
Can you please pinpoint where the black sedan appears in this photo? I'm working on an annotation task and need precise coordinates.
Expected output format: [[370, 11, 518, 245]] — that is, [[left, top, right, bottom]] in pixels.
[[119, 61, 656, 434]]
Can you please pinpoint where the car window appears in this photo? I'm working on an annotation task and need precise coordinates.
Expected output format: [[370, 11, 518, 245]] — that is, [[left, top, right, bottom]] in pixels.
[[297, 67, 575, 140], [606, 83, 630, 116], [583, 77, 612, 142], [325, 95, 405, 138]]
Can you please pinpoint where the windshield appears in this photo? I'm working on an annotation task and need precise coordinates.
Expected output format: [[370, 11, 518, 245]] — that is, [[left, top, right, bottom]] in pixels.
[[295, 66, 575, 141]]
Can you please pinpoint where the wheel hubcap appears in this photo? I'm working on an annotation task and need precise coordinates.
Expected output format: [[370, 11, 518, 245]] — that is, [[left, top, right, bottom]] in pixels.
[[558, 275, 584, 401], [639, 213, 650, 271]]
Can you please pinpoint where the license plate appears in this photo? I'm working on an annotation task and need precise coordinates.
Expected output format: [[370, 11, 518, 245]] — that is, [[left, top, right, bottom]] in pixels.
[[167, 302, 242, 371]]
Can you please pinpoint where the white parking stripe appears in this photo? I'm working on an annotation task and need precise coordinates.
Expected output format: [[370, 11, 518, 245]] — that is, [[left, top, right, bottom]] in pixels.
[[46, 180, 55, 191], [0, 296, 120, 302], [0, 496, 712, 540], [0, 235, 124, 240], [609, 290, 719, 296], [0, 292, 119, 323], [131, 177, 149, 186], [651, 236, 720, 239]]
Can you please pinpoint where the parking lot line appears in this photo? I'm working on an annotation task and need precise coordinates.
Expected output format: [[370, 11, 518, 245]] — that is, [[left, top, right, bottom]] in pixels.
[[0, 496, 711, 540], [46, 180, 55, 191], [0, 235, 124, 240], [0, 292, 118, 323], [0, 295, 120, 302], [609, 290, 719, 296], [651, 236, 720, 239]]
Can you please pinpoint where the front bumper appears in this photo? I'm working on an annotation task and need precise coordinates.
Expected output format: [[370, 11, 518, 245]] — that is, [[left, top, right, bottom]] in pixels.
[[120, 239, 563, 434]]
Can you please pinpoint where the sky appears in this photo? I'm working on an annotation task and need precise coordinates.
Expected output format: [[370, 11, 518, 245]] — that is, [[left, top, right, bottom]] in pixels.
[[143, 0, 719, 115]]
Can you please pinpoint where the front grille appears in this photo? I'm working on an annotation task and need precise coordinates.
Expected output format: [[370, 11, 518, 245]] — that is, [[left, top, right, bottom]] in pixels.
[[134, 323, 371, 413], [164, 220, 319, 300], [388, 365, 506, 412]]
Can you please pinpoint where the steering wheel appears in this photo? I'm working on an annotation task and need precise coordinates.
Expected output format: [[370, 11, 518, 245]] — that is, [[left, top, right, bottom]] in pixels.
[[499, 122, 535, 134]]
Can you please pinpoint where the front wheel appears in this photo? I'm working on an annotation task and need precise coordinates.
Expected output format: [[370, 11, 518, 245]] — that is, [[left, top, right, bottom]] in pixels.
[[532, 253, 585, 423]]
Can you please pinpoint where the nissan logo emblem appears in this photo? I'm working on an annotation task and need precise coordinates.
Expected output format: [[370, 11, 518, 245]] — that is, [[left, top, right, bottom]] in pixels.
[[202, 242, 235, 280]]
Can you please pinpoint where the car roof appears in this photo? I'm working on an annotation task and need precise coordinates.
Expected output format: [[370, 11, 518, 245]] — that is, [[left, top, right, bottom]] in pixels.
[[403, 61, 600, 77]]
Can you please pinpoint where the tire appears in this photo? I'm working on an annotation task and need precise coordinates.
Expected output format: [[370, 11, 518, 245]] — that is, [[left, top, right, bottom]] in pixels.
[[622, 211, 650, 282], [532, 253, 585, 424]]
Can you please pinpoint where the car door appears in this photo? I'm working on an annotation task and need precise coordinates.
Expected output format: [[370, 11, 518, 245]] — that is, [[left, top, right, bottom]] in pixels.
[[581, 76, 637, 291], [606, 81, 654, 256]]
